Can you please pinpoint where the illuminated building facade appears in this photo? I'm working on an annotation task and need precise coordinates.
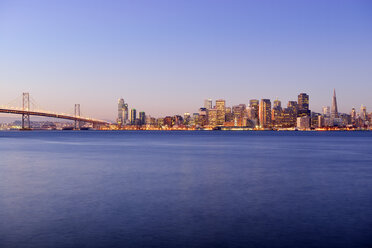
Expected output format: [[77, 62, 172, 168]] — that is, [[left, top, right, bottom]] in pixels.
[[297, 93, 311, 117], [204, 99, 212, 110], [249, 99, 259, 123], [259, 99, 271, 128], [130, 109, 137, 124], [216, 99, 226, 126], [139, 111, 146, 125], [208, 109, 217, 126], [117, 98, 128, 126]]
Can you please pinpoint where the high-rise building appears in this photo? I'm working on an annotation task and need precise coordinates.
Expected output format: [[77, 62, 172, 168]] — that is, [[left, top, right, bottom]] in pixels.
[[232, 104, 246, 126], [273, 99, 281, 109], [117, 98, 129, 126], [215, 99, 226, 126], [204, 99, 212, 109], [139, 111, 146, 125], [351, 108, 356, 123], [322, 106, 330, 117], [208, 109, 217, 126], [259, 99, 271, 128], [331, 89, 339, 119], [197, 108, 208, 127], [130, 109, 137, 124], [281, 101, 297, 127], [117, 98, 125, 125], [272, 100, 282, 127], [249, 99, 259, 122], [361, 105, 367, 121], [298, 93, 310, 117]]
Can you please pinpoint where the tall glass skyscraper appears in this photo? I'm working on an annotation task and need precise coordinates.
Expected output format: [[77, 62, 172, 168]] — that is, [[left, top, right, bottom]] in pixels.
[[117, 98, 128, 125]]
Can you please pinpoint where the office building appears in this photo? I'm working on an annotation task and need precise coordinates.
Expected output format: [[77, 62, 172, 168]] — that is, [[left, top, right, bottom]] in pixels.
[[208, 108, 217, 126], [259, 99, 271, 128], [139, 111, 146, 125], [298, 93, 311, 117], [216, 99, 226, 126], [204, 99, 212, 109], [249, 99, 259, 122], [130, 109, 137, 124], [322, 106, 330, 117]]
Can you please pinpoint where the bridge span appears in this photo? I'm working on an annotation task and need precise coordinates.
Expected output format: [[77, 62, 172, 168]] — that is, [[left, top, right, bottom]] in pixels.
[[1, 93, 110, 129], [0, 108, 109, 125]]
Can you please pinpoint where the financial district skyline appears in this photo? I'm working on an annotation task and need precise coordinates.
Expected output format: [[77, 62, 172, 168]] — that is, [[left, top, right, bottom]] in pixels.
[[117, 89, 371, 130]]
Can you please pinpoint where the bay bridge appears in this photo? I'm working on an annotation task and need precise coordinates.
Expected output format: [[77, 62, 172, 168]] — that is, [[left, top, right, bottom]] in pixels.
[[0, 93, 110, 129]]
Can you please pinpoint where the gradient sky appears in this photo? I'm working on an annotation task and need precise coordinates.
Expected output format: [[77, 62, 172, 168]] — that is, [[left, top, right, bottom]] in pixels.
[[1, 0, 371, 120]]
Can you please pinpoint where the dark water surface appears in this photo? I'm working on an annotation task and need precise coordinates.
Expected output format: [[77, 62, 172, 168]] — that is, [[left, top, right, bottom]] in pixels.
[[0, 131, 372, 248]]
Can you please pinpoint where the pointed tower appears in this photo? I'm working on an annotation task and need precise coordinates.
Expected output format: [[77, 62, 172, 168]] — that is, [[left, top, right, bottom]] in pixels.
[[331, 89, 338, 119]]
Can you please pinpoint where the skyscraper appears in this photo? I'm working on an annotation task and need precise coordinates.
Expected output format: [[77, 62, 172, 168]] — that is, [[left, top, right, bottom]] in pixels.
[[117, 98, 128, 126], [322, 106, 330, 117], [298, 93, 310, 117], [259, 99, 271, 128], [273, 99, 281, 109], [249, 99, 259, 122], [272, 100, 282, 127], [204, 99, 212, 109], [139, 111, 146, 125], [215, 99, 226, 126], [361, 105, 367, 121], [130, 109, 137, 124], [331, 89, 339, 119]]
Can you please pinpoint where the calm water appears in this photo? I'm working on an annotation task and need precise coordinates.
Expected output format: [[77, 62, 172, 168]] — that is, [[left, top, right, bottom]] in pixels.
[[0, 131, 372, 248]]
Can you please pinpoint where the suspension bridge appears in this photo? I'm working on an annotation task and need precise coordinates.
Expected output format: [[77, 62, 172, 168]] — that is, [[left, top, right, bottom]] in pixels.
[[0, 93, 110, 129]]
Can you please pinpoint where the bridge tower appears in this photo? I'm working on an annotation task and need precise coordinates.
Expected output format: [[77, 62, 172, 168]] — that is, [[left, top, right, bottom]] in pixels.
[[74, 104, 81, 129], [22, 92, 31, 129]]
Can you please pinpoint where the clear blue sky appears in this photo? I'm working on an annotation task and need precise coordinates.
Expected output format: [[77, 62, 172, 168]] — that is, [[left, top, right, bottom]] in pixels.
[[1, 0, 371, 120]]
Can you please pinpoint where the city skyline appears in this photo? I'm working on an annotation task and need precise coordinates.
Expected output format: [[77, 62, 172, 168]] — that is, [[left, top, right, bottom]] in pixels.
[[1, 0, 372, 119]]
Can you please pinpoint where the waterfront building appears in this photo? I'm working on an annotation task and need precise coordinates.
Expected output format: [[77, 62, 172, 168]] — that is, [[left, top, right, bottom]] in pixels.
[[249, 99, 259, 123], [192, 113, 199, 126], [139, 111, 146, 125], [216, 99, 226, 126], [361, 105, 367, 121], [157, 118, 164, 128], [232, 104, 246, 126], [183, 112, 191, 125], [297, 115, 311, 129], [208, 108, 217, 126], [311, 112, 321, 128], [259, 99, 271, 128], [331, 89, 339, 119], [163, 116, 173, 127], [272, 100, 282, 127], [279, 101, 297, 127], [117, 98, 128, 126], [318, 115, 325, 128], [130, 109, 137, 124], [196, 109, 207, 127], [351, 108, 357, 123], [298, 93, 311, 117], [225, 107, 234, 123], [204, 99, 212, 110]]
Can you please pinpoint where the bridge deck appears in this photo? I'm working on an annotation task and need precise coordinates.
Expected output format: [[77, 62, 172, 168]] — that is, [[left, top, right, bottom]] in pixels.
[[0, 108, 109, 125]]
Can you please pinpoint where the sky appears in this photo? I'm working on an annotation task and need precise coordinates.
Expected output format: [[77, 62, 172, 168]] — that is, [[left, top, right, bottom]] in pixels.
[[1, 0, 371, 120]]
